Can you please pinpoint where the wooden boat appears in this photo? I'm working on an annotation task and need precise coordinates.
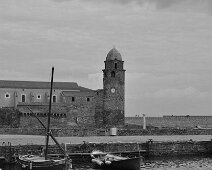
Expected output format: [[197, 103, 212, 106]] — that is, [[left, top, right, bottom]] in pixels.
[[18, 67, 72, 170], [18, 155, 67, 170], [91, 150, 142, 170]]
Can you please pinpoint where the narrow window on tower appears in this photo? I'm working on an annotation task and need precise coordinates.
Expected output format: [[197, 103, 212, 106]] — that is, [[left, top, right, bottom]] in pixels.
[[115, 63, 117, 69], [72, 97, 75, 102], [111, 71, 115, 77], [87, 97, 90, 102]]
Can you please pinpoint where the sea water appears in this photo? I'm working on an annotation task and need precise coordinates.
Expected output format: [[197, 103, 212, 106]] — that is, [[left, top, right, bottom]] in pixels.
[[2, 156, 212, 170]]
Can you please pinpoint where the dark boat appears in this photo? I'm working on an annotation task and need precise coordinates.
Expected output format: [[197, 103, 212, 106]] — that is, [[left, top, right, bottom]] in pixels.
[[0, 156, 6, 166], [18, 67, 72, 170], [91, 150, 142, 170]]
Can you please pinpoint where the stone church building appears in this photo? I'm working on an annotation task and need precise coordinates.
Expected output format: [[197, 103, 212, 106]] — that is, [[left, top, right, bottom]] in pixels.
[[0, 48, 125, 128]]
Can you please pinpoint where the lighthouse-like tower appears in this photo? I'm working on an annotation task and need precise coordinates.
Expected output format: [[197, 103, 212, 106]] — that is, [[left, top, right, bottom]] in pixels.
[[102, 47, 125, 126]]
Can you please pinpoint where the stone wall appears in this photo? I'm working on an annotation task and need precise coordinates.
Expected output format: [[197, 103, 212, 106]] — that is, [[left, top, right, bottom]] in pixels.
[[147, 140, 212, 157], [18, 102, 96, 128], [0, 108, 21, 128], [126, 116, 212, 129], [94, 89, 104, 127]]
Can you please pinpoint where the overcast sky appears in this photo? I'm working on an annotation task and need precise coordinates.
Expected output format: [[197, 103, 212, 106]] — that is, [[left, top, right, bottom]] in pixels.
[[0, 0, 212, 117]]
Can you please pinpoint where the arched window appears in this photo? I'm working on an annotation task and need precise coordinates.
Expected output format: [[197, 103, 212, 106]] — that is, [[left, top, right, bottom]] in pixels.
[[21, 94, 26, 103], [52, 95, 57, 103], [111, 71, 115, 77], [115, 63, 117, 69]]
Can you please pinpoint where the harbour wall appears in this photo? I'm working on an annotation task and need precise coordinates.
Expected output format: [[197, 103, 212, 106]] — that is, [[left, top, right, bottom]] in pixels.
[[1, 140, 212, 163], [126, 116, 212, 129]]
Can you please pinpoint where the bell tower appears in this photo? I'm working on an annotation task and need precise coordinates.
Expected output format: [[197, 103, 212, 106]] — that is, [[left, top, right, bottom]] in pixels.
[[102, 47, 125, 126]]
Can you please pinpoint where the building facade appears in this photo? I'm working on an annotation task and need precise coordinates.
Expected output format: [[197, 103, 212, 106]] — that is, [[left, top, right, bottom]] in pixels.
[[0, 48, 125, 128]]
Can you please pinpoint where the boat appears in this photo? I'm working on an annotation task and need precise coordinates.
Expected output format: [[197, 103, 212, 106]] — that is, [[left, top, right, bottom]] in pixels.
[[18, 67, 72, 170], [18, 155, 67, 170], [0, 156, 6, 166], [91, 150, 142, 170]]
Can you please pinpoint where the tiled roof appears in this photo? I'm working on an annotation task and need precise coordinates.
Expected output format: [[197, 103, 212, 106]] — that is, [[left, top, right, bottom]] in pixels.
[[0, 80, 93, 91]]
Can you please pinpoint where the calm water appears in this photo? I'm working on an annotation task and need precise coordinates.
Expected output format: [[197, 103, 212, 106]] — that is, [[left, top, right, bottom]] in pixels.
[[1, 156, 212, 170]]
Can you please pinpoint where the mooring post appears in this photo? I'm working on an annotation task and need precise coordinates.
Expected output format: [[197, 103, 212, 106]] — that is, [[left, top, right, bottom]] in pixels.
[[8, 142, 11, 162]]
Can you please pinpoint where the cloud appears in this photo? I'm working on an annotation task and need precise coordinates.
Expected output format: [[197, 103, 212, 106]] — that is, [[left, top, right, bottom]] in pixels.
[[87, 73, 103, 89], [51, 0, 212, 13], [143, 87, 209, 99]]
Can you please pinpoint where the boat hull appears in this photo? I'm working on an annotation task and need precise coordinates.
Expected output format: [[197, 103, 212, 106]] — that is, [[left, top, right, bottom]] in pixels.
[[19, 163, 66, 170], [18, 155, 69, 170], [92, 156, 142, 170], [0, 156, 6, 166]]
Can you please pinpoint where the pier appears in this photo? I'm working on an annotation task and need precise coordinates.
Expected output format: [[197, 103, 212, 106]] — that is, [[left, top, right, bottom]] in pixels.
[[0, 138, 212, 164]]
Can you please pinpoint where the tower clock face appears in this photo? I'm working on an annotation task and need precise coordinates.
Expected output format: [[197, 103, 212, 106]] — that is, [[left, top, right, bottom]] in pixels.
[[111, 88, 116, 93]]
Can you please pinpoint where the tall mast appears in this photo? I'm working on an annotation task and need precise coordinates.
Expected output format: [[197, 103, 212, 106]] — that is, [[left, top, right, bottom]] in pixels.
[[45, 67, 54, 160]]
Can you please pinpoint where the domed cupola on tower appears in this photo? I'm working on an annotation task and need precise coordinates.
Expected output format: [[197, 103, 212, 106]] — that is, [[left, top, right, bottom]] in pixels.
[[106, 47, 122, 61], [101, 47, 125, 127]]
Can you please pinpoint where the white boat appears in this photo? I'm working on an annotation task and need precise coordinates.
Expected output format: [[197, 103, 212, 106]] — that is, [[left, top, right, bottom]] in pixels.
[[91, 150, 143, 170]]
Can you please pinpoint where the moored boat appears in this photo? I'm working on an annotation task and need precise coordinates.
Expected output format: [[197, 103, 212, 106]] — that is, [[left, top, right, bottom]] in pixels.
[[17, 67, 72, 170], [18, 155, 68, 170], [0, 156, 6, 166], [91, 150, 142, 170]]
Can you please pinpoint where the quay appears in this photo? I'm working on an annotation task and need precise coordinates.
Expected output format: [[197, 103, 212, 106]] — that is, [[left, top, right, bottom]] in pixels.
[[0, 135, 212, 164]]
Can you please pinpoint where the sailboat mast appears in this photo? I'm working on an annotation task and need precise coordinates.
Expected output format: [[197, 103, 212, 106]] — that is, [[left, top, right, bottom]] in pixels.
[[45, 66, 54, 160]]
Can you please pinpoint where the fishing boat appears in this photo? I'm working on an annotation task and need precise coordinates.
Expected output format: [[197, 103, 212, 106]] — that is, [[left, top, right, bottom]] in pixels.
[[18, 67, 72, 170], [91, 150, 142, 170], [18, 155, 67, 170], [0, 156, 6, 166]]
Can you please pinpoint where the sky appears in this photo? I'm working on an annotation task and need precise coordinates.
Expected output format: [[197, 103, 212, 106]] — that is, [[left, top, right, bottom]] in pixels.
[[0, 0, 212, 117]]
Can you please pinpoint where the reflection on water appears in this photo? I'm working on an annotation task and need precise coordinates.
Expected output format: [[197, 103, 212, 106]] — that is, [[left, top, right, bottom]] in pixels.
[[1, 156, 212, 170]]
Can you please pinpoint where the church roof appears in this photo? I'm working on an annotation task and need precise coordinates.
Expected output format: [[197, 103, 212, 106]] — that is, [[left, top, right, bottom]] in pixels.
[[0, 80, 93, 91], [106, 47, 122, 61]]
